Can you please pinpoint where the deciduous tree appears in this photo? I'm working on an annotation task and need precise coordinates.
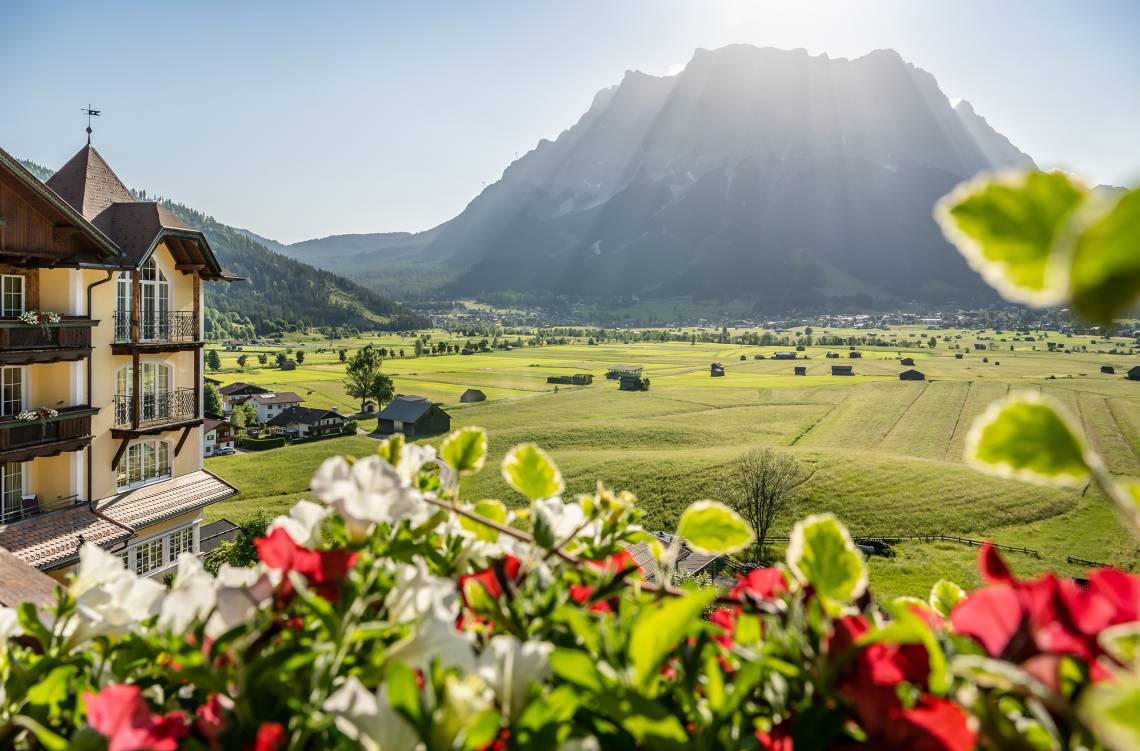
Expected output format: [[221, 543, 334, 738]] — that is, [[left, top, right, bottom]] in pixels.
[[725, 449, 813, 559], [344, 345, 395, 413]]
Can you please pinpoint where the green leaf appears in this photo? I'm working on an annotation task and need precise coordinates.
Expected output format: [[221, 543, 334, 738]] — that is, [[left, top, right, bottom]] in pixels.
[[929, 579, 966, 618], [462, 709, 502, 751], [1100, 623, 1140, 666], [1068, 187, 1140, 324], [675, 500, 753, 555], [386, 661, 424, 726], [501, 444, 564, 500], [629, 588, 718, 689], [26, 665, 78, 717], [549, 648, 604, 692], [10, 716, 67, 751], [935, 170, 1085, 305], [965, 392, 1091, 486], [441, 427, 488, 476], [785, 513, 866, 601], [377, 432, 405, 465], [17, 601, 52, 649], [459, 499, 507, 542], [1080, 671, 1140, 751]]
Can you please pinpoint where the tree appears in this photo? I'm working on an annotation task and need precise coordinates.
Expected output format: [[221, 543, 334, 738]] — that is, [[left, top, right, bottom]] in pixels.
[[338, 349, 347, 363], [204, 383, 223, 417], [344, 345, 395, 412], [276, 352, 287, 368], [725, 449, 813, 560], [296, 350, 305, 364], [239, 402, 258, 427], [237, 354, 248, 369], [258, 353, 268, 366], [203, 511, 270, 574], [205, 350, 221, 371]]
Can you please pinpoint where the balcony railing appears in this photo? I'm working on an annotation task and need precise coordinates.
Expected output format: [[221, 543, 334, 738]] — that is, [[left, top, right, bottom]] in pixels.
[[0, 406, 95, 456], [114, 388, 199, 429], [113, 311, 198, 344], [0, 318, 94, 362], [1, 493, 82, 525]]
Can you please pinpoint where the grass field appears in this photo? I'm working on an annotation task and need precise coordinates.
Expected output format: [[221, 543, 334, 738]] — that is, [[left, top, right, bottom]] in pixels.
[[203, 326, 1140, 598]]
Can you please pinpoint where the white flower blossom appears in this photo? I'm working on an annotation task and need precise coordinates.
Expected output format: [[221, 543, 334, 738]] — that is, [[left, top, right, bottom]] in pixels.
[[67, 543, 163, 642], [396, 443, 438, 485], [534, 497, 597, 543], [267, 500, 328, 548], [559, 738, 601, 751], [0, 606, 21, 652], [323, 676, 418, 751], [434, 674, 494, 750], [386, 615, 474, 674], [385, 557, 459, 624], [312, 456, 430, 541], [476, 635, 553, 721], [158, 554, 217, 633], [205, 563, 279, 639]]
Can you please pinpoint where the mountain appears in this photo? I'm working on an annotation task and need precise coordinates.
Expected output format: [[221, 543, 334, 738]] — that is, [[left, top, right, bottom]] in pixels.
[[17, 159, 429, 335], [290, 46, 1036, 309]]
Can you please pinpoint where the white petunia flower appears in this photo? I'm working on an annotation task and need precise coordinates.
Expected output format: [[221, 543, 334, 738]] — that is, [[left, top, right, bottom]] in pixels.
[[205, 563, 279, 639], [267, 499, 328, 549], [534, 497, 597, 543], [323, 676, 418, 751], [0, 606, 21, 652], [67, 543, 163, 643], [397, 443, 438, 485], [385, 557, 459, 624], [386, 615, 475, 674], [476, 635, 554, 721], [313, 456, 430, 542], [158, 554, 217, 633]]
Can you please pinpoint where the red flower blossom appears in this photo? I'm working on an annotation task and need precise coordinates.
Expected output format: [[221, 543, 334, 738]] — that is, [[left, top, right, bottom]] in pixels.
[[252, 722, 286, 751], [255, 527, 357, 602], [84, 684, 189, 751], [756, 720, 795, 751], [709, 607, 737, 648], [585, 550, 642, 578], [730, 568, 789, 602], [951, 543, 1140, 685], [569, 583, 613, 612], [194, 693, 226, 749], [458, 555, 522, 607]]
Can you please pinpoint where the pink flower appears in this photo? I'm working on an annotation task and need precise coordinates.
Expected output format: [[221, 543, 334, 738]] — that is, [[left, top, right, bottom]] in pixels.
[[84, 684, 188, 751]]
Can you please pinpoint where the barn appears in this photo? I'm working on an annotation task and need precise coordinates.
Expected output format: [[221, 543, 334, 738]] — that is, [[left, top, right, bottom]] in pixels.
[[710, 363, 725, 377], [1129, 366, 1140, 381], [900, 357, 915, 366], [619, 374, 650, 391], [1100, 366, 1115, 375], [826, 352, 839, 359], [606, 366, 642, 381], [899, 369, 925, 381], [955, 353, 964, 359], [832, 365, 854, 376], [794, 366, 807, 376], [848, 352, 862, 359], [460, 388, 486, 403], [773, 352, 796, 360], [376, 396, 452, 438], [739, 354, 748, 361]]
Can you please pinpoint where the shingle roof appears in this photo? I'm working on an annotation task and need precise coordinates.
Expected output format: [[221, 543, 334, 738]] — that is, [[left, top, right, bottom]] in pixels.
[[250, 391, 303, 406], [266, 406, 341, 427], [91, 202, 188, 265], [203, 417, 231, 434], [0, 470, 237, 570], [46, 145, 134, 221], [377, 397, 442, 423], [0, 548, 59, 607], [219, 382, 269, 396]]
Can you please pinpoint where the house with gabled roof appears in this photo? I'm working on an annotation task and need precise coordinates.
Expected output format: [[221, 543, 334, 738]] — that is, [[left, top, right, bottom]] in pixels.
[[248, 391, 303, 423], [376, 395, 451, 438], [266, 406, 345, 439]]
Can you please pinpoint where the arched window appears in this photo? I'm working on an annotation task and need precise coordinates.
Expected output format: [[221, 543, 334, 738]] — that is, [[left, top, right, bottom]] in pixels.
[[116, 438, 171, 490], [114, 362, 173, 425], [139, 258, 170, 341]]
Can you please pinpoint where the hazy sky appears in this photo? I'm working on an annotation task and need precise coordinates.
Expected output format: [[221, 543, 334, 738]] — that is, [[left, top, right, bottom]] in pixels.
[[3, 1, 1138, 243]]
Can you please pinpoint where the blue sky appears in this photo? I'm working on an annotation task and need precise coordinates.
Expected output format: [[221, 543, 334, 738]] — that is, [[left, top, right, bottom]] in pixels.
[[2, 0, 1138, 243]]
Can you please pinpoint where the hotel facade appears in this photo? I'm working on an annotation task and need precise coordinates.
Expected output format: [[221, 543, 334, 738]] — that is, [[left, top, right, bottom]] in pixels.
[[0, 142, 237, 589]]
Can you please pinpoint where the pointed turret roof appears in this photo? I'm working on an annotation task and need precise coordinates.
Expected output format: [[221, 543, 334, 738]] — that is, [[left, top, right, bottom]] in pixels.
[[46, 144, 135, 221]]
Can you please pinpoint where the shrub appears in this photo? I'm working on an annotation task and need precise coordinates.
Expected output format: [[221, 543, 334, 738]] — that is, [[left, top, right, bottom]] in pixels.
[[238, 435, 285, 450]]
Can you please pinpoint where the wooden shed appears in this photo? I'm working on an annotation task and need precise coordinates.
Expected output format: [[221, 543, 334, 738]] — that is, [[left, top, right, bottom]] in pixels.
[[794, 366, 807, 376], [459, 388, 486, 403], [710, 363, 725, 377], [376, 396, 452, 438], [832, 365, 854, 376], [1101, 365, 1115, 375], [899, 369, 925, 381], [848, 351, 862, 359], [1128, 366, 1140, 381], [900, 357, 915, 366], [619, 374, 650, 391]]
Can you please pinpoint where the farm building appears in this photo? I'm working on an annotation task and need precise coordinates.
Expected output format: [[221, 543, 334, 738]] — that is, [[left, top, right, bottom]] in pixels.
[[619, 375, 650, 391], [571, 373, 593, 385], [360, 401, 378, 414], [832, 365, 854, 376], [900, 357, 915, 366], [620, 532, 728, 585], [249, 392, 304, 423], [376, 396, 452, 437], [1101, 366, 1116, 375], [739, 354, 748, 361], [955, 353, 964, 359], [848, 352, 862, 359], [267, 406, 346, 439], [794, 366, 807, 376], [460, 388, 486, 403], [1128, 366, 1140, 381], [795, 346, 805, 352], [773, 351, 797, 360], [975, 343, 987, 350], [710, 363, 725, 377], [826, 352, 840, 359], [606, 366, 643, 380], [899, 369, 925, 381]]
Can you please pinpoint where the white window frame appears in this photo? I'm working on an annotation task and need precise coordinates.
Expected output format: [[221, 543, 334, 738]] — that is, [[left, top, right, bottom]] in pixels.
[[0, 462, 26, 525], [1, 275, 25, 317], [115, 438, 172, 491], [0, 366, 26, 417], [118, 521, 199, 577]]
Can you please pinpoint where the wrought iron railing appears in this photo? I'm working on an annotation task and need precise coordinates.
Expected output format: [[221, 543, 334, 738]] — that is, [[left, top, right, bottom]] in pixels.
[[113, 387, 198, 428], [1, 493, 81, 525], [0, 406, 94, 454], [113, 311, 197, 344]]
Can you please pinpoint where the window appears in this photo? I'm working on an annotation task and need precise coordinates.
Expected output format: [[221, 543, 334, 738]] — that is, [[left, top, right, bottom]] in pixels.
[[0, 367, 23, 416], [1, 463, 23, 524], [134, 537, 164, 576], [139, 259, 170, 341], [116, 439, 171, 490], [168, 526, 194, 558], [1, 276, 24, 317], [115, 362, 172, 424]]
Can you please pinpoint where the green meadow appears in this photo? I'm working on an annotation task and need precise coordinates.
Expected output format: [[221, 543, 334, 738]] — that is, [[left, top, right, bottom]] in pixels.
[[203, 327, 1140, 598]]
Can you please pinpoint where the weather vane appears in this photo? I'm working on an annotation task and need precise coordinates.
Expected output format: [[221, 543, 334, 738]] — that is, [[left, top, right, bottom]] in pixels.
[[82, 104, 101, 145]]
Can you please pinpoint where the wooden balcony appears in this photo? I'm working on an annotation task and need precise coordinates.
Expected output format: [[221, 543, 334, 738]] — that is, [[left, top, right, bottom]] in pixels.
[[112, 311, 201, 353], [0, 405, 96, 463], [0, 317, 95, 365]]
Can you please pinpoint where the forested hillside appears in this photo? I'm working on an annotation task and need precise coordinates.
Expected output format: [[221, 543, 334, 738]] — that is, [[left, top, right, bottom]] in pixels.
[[17, 159, 429, 337]]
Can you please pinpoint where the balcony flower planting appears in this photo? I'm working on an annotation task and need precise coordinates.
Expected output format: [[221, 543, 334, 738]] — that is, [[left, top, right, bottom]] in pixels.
[[17, 309, 61, 336], [15, 406, 59, 439]]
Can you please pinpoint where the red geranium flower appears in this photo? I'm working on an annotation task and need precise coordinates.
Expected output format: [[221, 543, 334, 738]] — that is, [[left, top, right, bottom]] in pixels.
[[709, 607, 737, 648], [458, 555, 522, 607], [252, 722, 286, 751], [84, 684, 189, 751], [255, 527, 357, 602], [951, 542, 1140, 685], [194, 693, 227, 749], [731, 567, 789, 602], [585, 550, 642, 578], [756, 720, 795, 751]]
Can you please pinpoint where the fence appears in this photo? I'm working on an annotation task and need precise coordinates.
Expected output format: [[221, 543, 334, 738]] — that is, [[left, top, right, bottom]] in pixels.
[[1067, 556, 1110, 569], [755, 533, 1040, 558]]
